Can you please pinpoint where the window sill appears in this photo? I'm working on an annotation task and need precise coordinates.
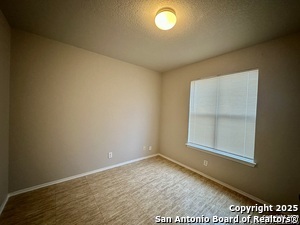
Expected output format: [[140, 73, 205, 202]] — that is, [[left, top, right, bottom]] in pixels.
[[186, 143, 256, 167]]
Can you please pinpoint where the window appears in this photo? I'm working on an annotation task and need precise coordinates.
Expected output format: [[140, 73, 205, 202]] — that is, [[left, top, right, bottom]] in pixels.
[[187, 69, 259, 166]]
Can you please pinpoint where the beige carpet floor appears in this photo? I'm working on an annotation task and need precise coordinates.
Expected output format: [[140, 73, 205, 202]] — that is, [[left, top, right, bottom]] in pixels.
[[0, 156, 261, 225]]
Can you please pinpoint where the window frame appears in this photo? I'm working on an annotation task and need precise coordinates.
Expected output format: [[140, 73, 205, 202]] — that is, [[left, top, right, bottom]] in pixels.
[[186, 69, 259, 167]]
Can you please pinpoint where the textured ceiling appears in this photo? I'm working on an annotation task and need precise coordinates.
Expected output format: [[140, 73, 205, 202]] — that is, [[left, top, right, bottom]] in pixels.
[[1, 0, 300, 72]]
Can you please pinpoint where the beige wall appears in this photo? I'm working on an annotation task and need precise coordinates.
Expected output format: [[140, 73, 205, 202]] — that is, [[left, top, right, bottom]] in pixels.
[[9, 30, 161, 192], [0, 11, 10, 206], [5, 24, 300, 205], [160, 32, 300, 205]]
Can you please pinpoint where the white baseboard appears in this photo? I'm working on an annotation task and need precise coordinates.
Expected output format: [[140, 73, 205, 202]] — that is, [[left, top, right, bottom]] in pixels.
[[9, 154, 158, 197], [0, 194, 9, 215], [158, 153, 270, 206], [5, 153, 270, 213]]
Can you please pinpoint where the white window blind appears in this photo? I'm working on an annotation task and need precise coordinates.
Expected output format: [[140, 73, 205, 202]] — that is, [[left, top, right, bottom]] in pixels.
[[187, 70, 259, 165]]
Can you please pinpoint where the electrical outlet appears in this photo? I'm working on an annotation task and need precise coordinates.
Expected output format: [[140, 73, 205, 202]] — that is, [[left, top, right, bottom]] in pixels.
[[108, 152, 112, 159], [203, 160, 208, 166], [143, 146, 147, 151], [148, 146, 152, 151]]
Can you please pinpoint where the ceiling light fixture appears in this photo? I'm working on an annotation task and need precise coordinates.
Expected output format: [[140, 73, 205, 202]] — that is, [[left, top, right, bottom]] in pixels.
[[155, 8, 176, 30]]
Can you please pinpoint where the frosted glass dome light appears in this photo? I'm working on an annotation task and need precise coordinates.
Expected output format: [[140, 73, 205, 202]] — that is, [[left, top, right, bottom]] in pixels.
[[155, 8, 176, 30]]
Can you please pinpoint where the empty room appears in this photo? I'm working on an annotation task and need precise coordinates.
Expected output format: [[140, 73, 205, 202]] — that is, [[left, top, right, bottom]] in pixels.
[[0, 0, 300, 224]]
